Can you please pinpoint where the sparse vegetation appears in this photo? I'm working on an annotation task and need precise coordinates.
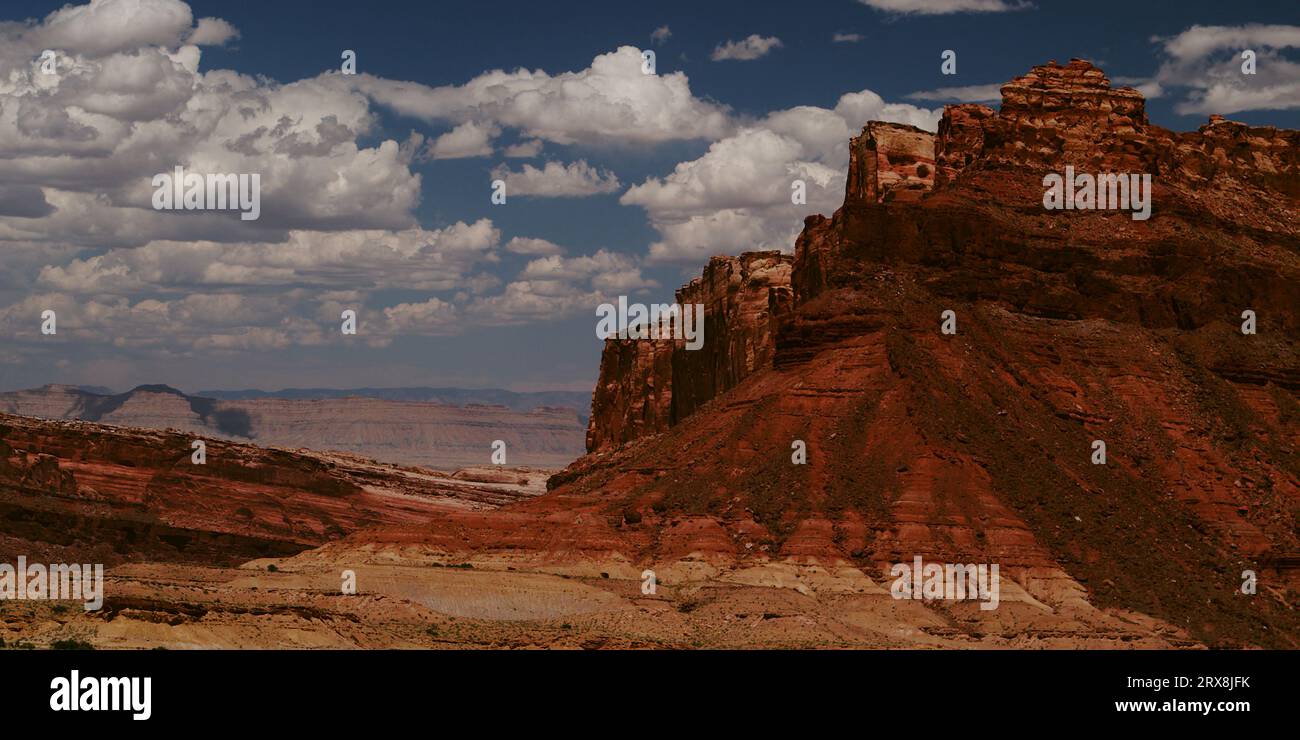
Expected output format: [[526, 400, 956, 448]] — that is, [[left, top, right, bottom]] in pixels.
[[50, 639, 95, 650]]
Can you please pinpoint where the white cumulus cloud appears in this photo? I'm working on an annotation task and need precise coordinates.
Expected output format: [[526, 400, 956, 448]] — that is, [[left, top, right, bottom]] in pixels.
[[491, 160, 621, 197], [711, 35, 783, 62], [346, 46, 732, 145], [1151, 24, 1300, 114], [857, 0, 1031, 14]]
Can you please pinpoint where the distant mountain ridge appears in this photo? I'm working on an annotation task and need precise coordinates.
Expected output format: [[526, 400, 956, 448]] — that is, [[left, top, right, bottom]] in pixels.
[[196, 386, 591, 422], [0, 384, 587, 470]]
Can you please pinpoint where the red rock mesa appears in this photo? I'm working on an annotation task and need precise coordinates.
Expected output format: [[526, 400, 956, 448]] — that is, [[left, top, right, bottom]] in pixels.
[[544, 59, 1300, 647]]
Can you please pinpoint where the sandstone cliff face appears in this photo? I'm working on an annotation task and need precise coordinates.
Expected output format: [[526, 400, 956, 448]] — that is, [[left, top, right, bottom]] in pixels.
[[935, 60, 1300, 238], [586, 252, 793, 453], [846, 121, 936, 204], [585, 338, 675, 452], [937, 60, 1300, 190], [547, 60, 1300, 648], [585, 126, 943, 454], [671, 252, 794, 423], [796, 59, 1300, 345]]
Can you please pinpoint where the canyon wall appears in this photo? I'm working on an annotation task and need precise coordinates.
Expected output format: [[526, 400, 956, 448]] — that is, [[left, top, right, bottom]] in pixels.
[[585, 338, 675, 453], [793, 59, 1300, 345], [589, 61, 1300, 458], [936, 59, 1300, 202], [585, 122, 940, 451], [585, 122, 944, 453], [586, 252, 793, 453]]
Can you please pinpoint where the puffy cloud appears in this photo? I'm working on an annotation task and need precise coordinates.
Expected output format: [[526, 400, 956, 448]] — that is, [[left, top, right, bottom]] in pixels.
[[347, 46, 732, 144], [0, 290, 330, 352], [0, 21, 422, 244], [857, 0, 1031, 14], [1111, 75, 1163, 100], [519, 249, 644, 282], [186, 17, 239, 46], [467, 280, 600, 326], [622, 90, 939, 263], [623, 128, 810, 214], [1151, 24, 1300, 114], [468, 250, 657, 327], [711, 35, 783, 62], [491, 160, 621, 197], [651, 26, 672, 45], [0, 4, 695, 367], [831, 89, 942, 132], [503, 138, 542, 158], [381, 296, 460, 335], [31, 0, 195, 57], [37, 220, 502, 294], [426, 120, 499, 159], [638, 209, 784, 265], [0, 1, 959, 377], [905, 83, 1003, 103], [505, 236, 565, 256], [464, 273, 502, 294], [1162, 24, 1300, 61]]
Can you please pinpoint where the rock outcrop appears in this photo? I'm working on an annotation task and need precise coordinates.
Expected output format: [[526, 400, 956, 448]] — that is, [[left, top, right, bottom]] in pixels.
[[586, 337, 675, 453], [934, 59, 1300, 239], [586, 251, 793, 452], [846, 121, 936, 203]]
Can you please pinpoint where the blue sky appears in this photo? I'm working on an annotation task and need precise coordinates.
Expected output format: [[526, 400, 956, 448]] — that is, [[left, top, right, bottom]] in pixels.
[[173, 0, 1300, 127], [0, 0, 1296, 394]]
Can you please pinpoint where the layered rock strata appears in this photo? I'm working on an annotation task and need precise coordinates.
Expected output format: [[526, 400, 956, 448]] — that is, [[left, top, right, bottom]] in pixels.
[[586, 251, 793, 452]]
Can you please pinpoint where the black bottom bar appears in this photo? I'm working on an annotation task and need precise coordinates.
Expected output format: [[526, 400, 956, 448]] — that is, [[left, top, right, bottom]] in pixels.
[[2, 648, 1286, 727]]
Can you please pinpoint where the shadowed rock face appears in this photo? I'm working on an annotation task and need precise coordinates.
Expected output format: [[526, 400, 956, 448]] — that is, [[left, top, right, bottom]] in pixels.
[[586, 337, 675, 453], [542, 60, 1300, 647], [586, 251, 793, 453]]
